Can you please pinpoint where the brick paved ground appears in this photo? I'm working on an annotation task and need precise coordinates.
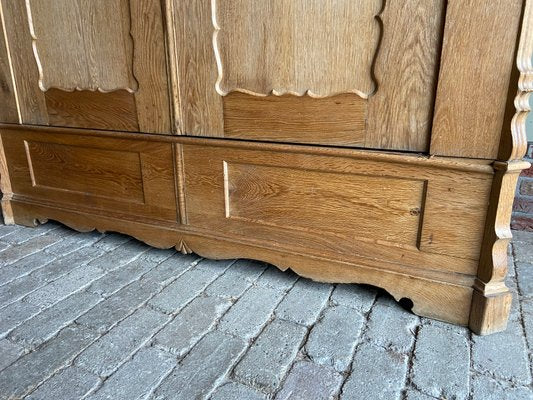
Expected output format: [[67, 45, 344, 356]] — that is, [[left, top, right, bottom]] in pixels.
[[0, 222, 531, 399]]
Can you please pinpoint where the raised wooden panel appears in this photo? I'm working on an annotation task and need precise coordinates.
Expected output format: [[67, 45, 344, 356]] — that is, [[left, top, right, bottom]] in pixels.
[[224, 162, 425, 247], [365, 0, 446, 152], [223, 93, 366, 145], [25, 141, 144, 203], [26, 0, 137, 93], [0, 0, 170, 133], [45, 89, 138, 131], [168, 0, 445, 151], [0, 8, 18, 123], [431, 0, 524, 159], [213, 0, 381, 98], [0, 127, 177, 221], [182, 141, 494, 276]]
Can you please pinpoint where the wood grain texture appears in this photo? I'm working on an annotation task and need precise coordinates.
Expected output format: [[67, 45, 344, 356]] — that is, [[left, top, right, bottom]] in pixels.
[[223, 93, 366, 146], [4, 199, 474, 326], [0, 8, 18, 123], [129, 0, 171, 134], [45, 89, 138, 131], [508, 0, 533, 161], [166, 0, 223, 135], [366, 0, 445, 152], [0, 127, 177, 221], [183, 142, 492, 276], [470, 160, 530, 334], [431, 0, 525, 159], [166, 0, 446, 151], [26, 0, 138, 93], [212, 0, 381, 98], [0, 0, 48, 124]]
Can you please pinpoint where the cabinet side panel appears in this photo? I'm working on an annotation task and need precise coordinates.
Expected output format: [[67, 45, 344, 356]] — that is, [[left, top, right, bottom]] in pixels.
[[0, 0, 48, 125], [0, 5, 18, 123], [431, 0, 524, 159]]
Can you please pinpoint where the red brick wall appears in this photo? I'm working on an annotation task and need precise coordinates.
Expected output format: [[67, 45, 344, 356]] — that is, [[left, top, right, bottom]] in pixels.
[[512, 142, 533, 231]]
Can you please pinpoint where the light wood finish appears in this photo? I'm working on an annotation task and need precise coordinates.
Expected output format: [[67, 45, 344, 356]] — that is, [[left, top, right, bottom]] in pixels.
[[0, 1, 531, 335], [213, 0, 380, 98], [0, 0, 170, 133], [26, 0, 137, 93], [223, 93, 366, 146], [431, 0, 524, 159], [0, 7, 18, 123], [44, 89, 138, 132], [0, 127, 177, 222], [0, 0, 48, 124], [167, 0, 444, 150], [365, 0, 445, 152]]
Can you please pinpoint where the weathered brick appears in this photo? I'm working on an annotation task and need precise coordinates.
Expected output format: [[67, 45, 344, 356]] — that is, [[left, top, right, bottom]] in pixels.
[[0, 234, 62, 267], [205, 268, 256, 299], [472, 314, 531, 385], [513, 197, 533, 214], [77, 279, 161, 333], [234, 319, 307, 392], [514, 239, 533, 264], [342, 343, 408, 400], [275, 361, 343, 400], [154, 295, 232, 357], [87, 240, 150, 271], [211, 382, 267, 400], [0, 222, 59, 245], [275, 279, 332, 326], [87, 347, 175, 400], [218, 284, 286, 339], [305, 306, 364, 372], [0, 224, 22, 238], [411, 323, 470, 400], [141, 253, 199, 286], [148, 265, 225, 314], [29, 246, 104, 285], [43, 230, 103, 256], [521, 296, 533, 350], [0, 250, 56, 286], [87, 248, 173, 298], [26, 366, 100, 400], [516, 262, 533, 296], [0, 275, 43, 308], [9, 291, 102, 349], [330, 283, 377, 313], [92, 233, 132, 252], [223, 259, 269, 282], [0, 338, 25, 371], [76, 307, 169, 377], [255, 266, 299, 291], [0, 325, 98, 399], [471, 374, 533, 400], [154, 331, 246, 400], [25, 264, 105, 308], [512, 229, 533, 245], [405, 389, 437, 400], [365, 296, 419, 353], [0, 300, 41, 337], [519, 179, 533, 196]]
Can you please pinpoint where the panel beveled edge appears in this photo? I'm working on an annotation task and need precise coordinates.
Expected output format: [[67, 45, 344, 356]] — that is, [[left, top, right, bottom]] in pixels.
[[25, 0, 139, 93], [211, 0, 384, 99]]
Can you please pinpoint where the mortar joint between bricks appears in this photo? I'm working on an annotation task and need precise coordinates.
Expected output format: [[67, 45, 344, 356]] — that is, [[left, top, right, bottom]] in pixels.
[[337, 292, 379, 397]]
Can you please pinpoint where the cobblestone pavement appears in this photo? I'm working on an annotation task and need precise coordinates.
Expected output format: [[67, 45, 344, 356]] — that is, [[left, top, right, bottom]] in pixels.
[[0, 222, 531, 400]]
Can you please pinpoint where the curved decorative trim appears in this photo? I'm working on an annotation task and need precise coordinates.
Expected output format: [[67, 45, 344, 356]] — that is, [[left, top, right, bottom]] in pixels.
[[212, 0, 383, 99], [510, 0, 533, 161], [25, 0, 139, 93]]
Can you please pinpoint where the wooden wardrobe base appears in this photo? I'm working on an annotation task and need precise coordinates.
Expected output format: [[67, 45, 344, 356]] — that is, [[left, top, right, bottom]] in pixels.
[[0, 124, 524, 335]]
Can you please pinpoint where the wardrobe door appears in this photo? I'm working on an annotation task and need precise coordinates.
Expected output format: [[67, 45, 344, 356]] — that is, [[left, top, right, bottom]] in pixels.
[[0, 0, 171, 133], [167, 0, 446, 151]]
